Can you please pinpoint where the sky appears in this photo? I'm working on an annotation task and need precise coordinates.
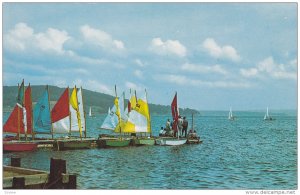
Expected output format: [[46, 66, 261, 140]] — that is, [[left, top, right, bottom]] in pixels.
[[2, 3, 297, 111]]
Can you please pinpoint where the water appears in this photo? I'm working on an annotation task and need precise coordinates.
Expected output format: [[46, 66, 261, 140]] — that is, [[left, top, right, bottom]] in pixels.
[[3, 111, 297, 189]]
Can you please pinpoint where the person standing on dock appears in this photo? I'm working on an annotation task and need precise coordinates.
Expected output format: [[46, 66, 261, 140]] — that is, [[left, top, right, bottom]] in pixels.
[[178, 115, 183, 136], [182, 116, 188, 137]]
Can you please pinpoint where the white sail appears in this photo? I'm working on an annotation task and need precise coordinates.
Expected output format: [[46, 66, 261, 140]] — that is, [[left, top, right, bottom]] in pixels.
[[101, 106, 119, 130], [89, 107, 92, 117], [52, 116, 70, 133], [70, 88, 86, 132], [123, 91, 150, 133]]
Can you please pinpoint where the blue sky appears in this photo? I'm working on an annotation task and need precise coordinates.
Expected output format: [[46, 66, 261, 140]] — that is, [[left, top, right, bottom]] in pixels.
[[3, 3, 297, 110]]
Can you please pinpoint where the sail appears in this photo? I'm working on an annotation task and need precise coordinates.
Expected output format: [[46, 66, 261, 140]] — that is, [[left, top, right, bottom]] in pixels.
[[89, 107, 92, 117], [123, 91, 150, 133], [3, 104, 25, 134], [16, 80, 25, 106], [24, 85, 32, 134], [77, 88, 86, 133], [51, 88, 70, 134], [33, 88, 51, 133], [171, 92, 179, 131], [69, 87, 83, 137], [101, 106, 118, 130]]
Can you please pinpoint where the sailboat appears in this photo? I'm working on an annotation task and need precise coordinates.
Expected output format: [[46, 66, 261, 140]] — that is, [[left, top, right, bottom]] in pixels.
[[123, 89, 155, 146], [97, 86, 131, 148], [52, 86, 92, 150], [156, 92, 187, 146], [3, 81, 38, 152], [186, 113, 202, 144], [264, 107, 274, 121], [228, 107, 235, 120]]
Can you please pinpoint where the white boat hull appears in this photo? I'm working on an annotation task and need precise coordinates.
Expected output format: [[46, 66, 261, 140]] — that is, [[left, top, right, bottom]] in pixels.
[[156, 138, 187, 146]]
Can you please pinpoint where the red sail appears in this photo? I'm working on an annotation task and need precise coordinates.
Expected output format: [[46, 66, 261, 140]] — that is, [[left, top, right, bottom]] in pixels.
[[3, 104, 25, 134], [171, 92, 178, 131], [51, 88, 69, 123], [24, 86, 32, 134]]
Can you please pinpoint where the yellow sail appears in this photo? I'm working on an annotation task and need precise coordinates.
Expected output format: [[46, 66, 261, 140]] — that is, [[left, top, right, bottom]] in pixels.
[[70, 87, 82, 137], [123, 91, 150, 133]]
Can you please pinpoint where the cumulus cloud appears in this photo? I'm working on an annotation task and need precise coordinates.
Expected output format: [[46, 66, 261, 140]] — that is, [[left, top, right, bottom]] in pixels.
[[240, 56, 297, 80], [80, 25, 125, 52], [134, 70, 144, 79], [202, 38, 241, 62], [149, 37, 187, 57], [134, 59, 145, 67], [155, 74, 251, 88], [73, 79, 113, 95], [4, 22, 70, 54], [125, 81, 145, 92], [181, 63, 228, 75]]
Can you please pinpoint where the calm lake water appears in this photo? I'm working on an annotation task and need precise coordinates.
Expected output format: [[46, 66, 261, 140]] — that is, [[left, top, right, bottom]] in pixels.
[[3, 110, 297, 189]]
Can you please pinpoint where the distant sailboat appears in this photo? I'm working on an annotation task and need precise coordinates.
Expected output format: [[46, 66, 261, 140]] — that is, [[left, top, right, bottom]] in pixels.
[[228, 107, 235, 120], [89, 107, 95, 117], [264, 107, 274, 121]]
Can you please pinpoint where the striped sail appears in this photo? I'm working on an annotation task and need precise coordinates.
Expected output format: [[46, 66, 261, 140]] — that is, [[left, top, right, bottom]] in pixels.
[[51, 88, 70, 134], [123, 91, 150, 133]]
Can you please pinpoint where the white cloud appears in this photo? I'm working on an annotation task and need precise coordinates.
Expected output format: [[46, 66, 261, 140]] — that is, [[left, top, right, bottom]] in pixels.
[[155, 74, 251, 88], [240, 68, 259, 77], [125, 81, 145, 92], [80, 25, 125, 51], [4, 22, 70, 54], [202, 38, 241, 62], [240, 56, 297, 80], [181, 63, 228, 75], [134, 70, 144, 79], [73, 79, 113, 95], [134, 59, 145, 67], [149, 37, 187, 57]]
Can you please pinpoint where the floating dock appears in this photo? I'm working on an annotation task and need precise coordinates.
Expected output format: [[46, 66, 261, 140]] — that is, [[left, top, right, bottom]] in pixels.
[[3, 157, 76, 189]]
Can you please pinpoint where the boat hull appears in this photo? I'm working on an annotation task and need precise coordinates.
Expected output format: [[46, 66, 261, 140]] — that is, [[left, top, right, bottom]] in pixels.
[[186, 138, 202, 144], [3, 142, 38, 152], [97, 138, 131, 148], [55, 139, 92, 150], [134, 137, 156, 146], [156, 137, 187, 146]]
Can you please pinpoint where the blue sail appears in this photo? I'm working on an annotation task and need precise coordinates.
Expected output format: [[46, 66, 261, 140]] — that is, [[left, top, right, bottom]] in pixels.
[[33, 89, 52, 133]]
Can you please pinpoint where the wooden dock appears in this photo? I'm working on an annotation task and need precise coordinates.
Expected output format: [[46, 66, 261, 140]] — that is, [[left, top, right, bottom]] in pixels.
[[3, 157, 76, 189]]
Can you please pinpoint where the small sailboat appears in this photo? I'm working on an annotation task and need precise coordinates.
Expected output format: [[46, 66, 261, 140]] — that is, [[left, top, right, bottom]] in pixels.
[[156, 92, 187, 146], [3, 80, 38, 152], [97, 86, 131, 148], [264, 107, 274, 121], [52, 86, 92, 150], [186, 113, 202, 144], [89, 106, 95, 117], [123, 89, 155, 146], [228, 107, 235, 120]]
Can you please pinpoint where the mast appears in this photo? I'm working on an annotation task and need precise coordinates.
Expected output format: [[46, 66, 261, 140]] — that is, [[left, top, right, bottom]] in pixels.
[[29, 83, 34, 140], [192, 112, 194, 130], [81, 86, 87, 138], [115, 85, 122, 139], [17, 83, 20, 140], [176, 91, 179, 140], [47, 85, 54, 139], [145, 89, 152, 137], [68, 86, 71, 136]]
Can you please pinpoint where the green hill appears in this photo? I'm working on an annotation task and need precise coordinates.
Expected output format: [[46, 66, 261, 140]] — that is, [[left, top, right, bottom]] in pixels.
[[3, 85, 199, 115]]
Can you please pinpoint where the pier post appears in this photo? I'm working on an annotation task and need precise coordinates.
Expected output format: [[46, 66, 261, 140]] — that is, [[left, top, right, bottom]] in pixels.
[[67, 174, 77, 189], [49, 158, 66, 189], [12, 177, 25, 189], [11, 157, 21, 167]]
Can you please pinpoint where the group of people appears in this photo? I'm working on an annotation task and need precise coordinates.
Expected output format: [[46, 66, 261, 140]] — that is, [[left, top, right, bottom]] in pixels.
[[159, 115, 189, 137]]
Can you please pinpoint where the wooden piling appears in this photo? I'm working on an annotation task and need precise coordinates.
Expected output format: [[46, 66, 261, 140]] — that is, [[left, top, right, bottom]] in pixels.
[[67, 174, 77, 189], [49, 158, 66, 189], [11, 157, 21, 167], [12, 177, 25, 189]]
